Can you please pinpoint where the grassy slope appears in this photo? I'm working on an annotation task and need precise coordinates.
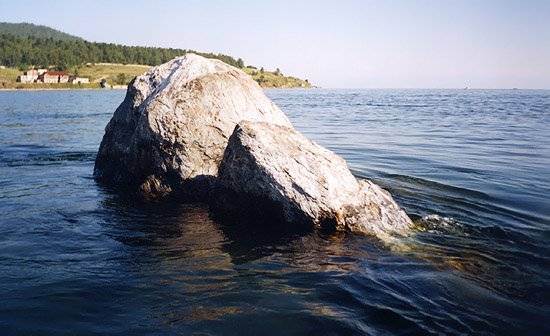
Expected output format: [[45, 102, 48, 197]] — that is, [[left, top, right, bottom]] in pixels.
[[0, 67, 19, 83], [243, 67, 310, 88], [76, 63, 151, 84], [1, 64, 311, 89]]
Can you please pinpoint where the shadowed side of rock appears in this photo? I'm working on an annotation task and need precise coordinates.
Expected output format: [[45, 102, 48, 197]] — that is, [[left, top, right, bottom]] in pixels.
[[94, 78, 170, 197]]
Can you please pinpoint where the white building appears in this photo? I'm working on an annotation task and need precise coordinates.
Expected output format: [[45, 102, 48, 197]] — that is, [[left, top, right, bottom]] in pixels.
[[17, 69, 38, 83], [69, 76, 90, 84], [16, 69, 49, 83]]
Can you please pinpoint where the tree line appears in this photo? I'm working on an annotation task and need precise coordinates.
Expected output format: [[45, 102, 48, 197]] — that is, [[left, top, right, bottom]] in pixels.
[[0, 33, 245, 70], [0, 22, 83, 41]]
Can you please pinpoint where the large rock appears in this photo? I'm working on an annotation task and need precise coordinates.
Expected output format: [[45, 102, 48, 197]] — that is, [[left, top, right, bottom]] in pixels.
[[217, 121, 413, 239], [94, 54, 291, 197]]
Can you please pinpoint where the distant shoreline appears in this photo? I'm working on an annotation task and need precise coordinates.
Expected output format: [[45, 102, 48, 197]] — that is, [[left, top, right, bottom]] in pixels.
[[0, 86, 313, 92], [0, 87, 126, 91], [1, 62, 311, 91]]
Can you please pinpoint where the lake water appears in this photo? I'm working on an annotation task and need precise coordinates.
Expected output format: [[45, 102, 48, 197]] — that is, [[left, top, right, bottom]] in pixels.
[[0, 89, 548, 335]]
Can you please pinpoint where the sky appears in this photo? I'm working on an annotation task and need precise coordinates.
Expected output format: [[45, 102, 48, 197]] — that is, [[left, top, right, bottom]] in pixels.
[[1, 0, 549, 88]]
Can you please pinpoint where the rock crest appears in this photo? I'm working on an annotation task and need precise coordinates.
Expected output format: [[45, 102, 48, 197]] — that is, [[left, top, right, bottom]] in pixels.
[[94, 53, 291, 197]]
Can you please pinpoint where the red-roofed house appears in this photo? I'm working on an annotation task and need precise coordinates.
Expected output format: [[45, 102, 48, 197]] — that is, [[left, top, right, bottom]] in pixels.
[[38, 71, 69, 83]]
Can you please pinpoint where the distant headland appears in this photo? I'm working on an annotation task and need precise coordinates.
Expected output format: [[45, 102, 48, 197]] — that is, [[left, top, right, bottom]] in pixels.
[[0, 22, 311, 90]]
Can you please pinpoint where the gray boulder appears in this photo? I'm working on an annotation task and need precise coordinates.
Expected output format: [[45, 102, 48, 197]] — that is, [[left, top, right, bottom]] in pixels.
[[217, 121, 413, 239], [94, 54, 291, 197]]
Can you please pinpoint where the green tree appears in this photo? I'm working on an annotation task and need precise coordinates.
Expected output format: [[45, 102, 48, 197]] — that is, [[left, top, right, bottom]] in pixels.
[[257, 74, 266, 85], [236, 58, 244, 68], [116, 73, 127, 85]]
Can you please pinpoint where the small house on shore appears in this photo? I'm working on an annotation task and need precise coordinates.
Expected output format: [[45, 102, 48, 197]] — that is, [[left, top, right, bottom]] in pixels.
[[39, 71, 69, 83], [69, 76, 89, 84], [17, 69, 47, 83], [16, 68, 89, 84]]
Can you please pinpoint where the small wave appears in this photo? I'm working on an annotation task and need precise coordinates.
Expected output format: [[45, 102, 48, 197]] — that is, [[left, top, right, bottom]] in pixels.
[[0, 150, 97, 167], [413, 214, 463, 234], [382, 173, 491, 200], [411, 214, 540, 248]]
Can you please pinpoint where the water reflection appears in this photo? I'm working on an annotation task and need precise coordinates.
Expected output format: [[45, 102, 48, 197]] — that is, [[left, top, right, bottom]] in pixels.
[[93, 187, 548, 334], [95, 189, 387, 328], [98, 189, 371, 275]]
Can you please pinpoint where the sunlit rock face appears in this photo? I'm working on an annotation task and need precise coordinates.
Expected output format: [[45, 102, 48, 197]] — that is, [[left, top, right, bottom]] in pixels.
[[94, 54, 291, 198], [217, 121, 413, 240]]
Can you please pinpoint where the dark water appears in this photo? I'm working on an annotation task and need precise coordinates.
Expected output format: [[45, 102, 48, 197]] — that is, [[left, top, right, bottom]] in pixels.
[[1, 89, 549, 335]]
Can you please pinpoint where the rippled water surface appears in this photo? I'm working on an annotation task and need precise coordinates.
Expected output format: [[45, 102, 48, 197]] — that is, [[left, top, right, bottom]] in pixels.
[[1, 89, 549, 335]]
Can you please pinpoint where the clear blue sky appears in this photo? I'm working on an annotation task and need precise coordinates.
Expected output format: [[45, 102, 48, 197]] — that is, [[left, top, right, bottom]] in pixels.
[[2, 0, 549, 88]]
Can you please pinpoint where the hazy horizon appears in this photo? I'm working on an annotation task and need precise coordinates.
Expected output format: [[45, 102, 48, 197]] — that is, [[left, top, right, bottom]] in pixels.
[[1, 0, 549, 89]]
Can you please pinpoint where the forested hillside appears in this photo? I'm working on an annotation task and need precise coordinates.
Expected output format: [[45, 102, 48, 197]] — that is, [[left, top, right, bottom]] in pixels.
[[0, 22, 82, 41], [0, 34, 243, 70], [0, 22, 311, 88]]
